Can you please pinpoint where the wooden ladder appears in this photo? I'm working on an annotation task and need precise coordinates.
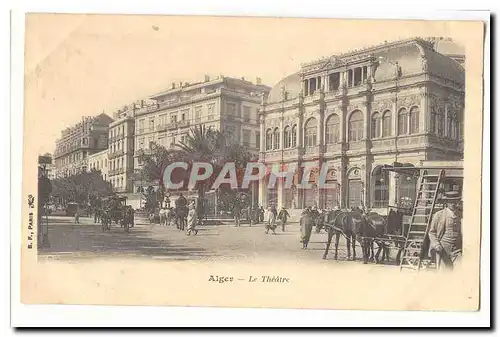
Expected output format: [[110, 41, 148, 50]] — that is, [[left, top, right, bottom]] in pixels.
[[399, 169, 445, 272]]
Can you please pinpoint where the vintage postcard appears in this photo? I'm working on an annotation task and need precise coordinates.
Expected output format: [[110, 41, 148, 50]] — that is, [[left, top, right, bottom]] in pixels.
[[18, 13, 485, 314]]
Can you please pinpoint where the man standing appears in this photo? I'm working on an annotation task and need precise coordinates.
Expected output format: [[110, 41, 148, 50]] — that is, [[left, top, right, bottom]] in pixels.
[[277, 207, 290, 232], [233, 199, 242, 227], [428, 191, 463, 271]]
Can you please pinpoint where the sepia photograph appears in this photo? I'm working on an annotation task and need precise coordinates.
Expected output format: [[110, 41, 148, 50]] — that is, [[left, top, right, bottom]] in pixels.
[[14, 10, 487, 325]]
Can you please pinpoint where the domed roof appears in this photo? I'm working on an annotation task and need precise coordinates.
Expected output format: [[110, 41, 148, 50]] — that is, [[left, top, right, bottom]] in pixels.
[[434, 40, 465, 56], [373, 41, 464, 84], [267, 72, 302, 103]]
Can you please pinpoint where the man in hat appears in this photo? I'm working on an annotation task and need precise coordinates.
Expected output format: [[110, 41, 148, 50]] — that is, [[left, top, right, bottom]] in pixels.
[[428, 191, 463, 271], [277, 206, 291, 232]]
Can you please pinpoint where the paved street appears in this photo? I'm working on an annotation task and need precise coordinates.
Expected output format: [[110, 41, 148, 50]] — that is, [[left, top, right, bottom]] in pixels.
[[38, 216, 398, 265]]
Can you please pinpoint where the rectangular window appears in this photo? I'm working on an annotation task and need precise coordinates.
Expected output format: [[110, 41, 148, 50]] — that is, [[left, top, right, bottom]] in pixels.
[[138, 137, 144, 149], [348, 179, 363, 208], [226, 102, 237, 116], [207, 103, 215, 120], [195, 106, 202, 123], [242, 130, 251, 147], [181, 109, 189, 121], [149, 117, 155, 132], [171, 114, 178, 124], [243, 106, 251, 122], [159, 114, 167, 127], [255, 132, 260, 150], [138, 119, 145, 133]]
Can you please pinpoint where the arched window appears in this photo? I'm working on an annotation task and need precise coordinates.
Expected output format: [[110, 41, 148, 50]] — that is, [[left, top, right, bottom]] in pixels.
[[398, 172, 417, 209], [291, 125, 297, 147], [273, 128, 280, 149], [398, 108, 408, 135], [430, 107, 437, 133], [409, 106, 420, 134], [382, 110, 392, 137], [348, 110, 363, 141], [325, 114, 340, 144], [372, 166, 390, 208], [265, 129, 273, 151], [283, 126, 291, 148], [447, 108, 454, 138], [371, 112, 381, 139], [458, 110, 464, 140], [437, 107, 445, 136], [304, 118, 318, 147]]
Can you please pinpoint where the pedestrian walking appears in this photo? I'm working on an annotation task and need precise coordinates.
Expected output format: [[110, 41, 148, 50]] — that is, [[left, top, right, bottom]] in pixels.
[[300, 208, 314, 249], [265, 205, 278, 234], [233, 199, 242, 227], [250, 205, 259, 227], [259, 206, 265, 223], [186, 202, 198, 236], [74, 208, 80, 224], [277, 207, 290, 232]]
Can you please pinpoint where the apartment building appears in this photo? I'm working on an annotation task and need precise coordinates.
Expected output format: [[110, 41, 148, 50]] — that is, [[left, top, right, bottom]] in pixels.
[[53, 113, 113, 178]]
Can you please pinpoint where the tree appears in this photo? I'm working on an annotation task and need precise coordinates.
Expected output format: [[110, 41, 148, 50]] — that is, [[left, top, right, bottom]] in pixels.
[[132, 142, 174, 209], [175, 125, 256, 213], [51, 169, 113, 206]]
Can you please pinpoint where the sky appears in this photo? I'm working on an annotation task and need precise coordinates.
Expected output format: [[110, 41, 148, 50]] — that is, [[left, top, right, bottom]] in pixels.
[[23, 14, 469, 154]]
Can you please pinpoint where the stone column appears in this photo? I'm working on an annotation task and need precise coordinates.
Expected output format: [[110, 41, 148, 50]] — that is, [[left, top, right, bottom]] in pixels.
[[297, 113, 304, 148], [340, 103, 347, 144], [259, 115, 265, 152], [363, 101, 370, 140], [277, 180, 284, 209], [419, 88, 429, 133], [323, 74, 329, 92], [259, 177, 268, 208], [303, 79, 309, 96], [279, 116, 284, 150], [392, 98, 398, 137], [388, 172, 398, 206], [444, 101, 449, 137]]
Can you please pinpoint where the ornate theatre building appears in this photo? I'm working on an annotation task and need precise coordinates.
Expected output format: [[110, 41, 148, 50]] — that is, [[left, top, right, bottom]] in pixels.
[[258, 38, 464, 213]]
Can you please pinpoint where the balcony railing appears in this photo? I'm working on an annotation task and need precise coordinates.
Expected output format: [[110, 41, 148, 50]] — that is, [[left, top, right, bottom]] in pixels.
[[135, 148, 153, 156], [108, 149, 124, 159]]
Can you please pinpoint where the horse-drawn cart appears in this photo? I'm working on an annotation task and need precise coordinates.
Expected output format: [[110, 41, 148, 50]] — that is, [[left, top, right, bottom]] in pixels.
[[101, 196, 134, 232], [381, 162, 463, 271]]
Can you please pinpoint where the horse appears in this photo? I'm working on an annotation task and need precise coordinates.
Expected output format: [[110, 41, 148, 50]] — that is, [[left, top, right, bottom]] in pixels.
[[361, 211, 387, 263], [382, 207, 410, 265], [100, 211, 112, 232], [159, 208, 167, 226], [175, 205, 188, 231], [322, 208, 362, 261], [322, 208, 385, 263]]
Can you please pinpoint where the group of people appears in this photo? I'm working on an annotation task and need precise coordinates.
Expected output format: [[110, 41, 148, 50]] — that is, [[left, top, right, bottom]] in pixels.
[[155, 193, 199, 236], [231, 203, 291, 235]]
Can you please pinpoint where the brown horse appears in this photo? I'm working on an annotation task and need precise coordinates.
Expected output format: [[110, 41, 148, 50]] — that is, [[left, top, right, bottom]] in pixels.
[[322, 208, 388, 263], [322, 208, 363, 261]]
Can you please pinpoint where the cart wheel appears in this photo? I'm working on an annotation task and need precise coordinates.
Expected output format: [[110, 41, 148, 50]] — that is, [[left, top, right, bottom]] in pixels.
[[404, 240, 423, 268]]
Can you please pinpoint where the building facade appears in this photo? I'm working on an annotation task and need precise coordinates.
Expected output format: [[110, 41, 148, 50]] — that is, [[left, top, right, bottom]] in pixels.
[[87, 149, 109, 181], [130, 75, 271, 194], [258, 37, 465, 213], [53, 113, 113, 178], [132, 76, 270, 157], [107, 108, 136, 195]]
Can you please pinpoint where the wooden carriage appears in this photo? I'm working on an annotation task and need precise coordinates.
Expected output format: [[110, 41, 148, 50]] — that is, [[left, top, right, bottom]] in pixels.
[[381, 161, 463, 271]]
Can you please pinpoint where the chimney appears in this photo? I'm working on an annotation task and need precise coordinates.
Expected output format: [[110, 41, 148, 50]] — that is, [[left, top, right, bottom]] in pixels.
[[179, 81, 183, 87], [204, 75, 210, 82], [171, 82, 176, 89], [256, 77, 262, 85], [241, 77, 245, 81], [141, 100, 145, 107]]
